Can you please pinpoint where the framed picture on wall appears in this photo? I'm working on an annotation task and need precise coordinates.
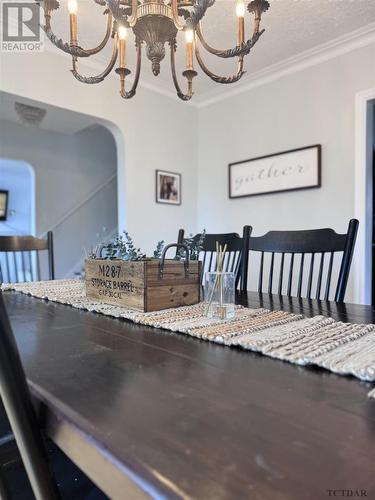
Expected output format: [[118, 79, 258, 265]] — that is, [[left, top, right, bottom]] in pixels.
[[228, 145, 321, 199], [0, 190, 9, 221], [156, 170, 181, 205]]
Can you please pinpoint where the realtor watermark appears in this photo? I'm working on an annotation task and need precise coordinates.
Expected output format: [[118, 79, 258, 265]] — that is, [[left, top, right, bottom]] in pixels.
[[1, 1, 44, 52]]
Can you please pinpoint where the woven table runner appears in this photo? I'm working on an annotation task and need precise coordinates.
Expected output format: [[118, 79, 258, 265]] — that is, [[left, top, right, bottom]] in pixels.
[[3, 279, 375, 399]]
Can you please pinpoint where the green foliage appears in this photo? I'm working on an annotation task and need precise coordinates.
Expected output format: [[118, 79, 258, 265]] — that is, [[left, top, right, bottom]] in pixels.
[[101, 231, 146, 261], [153, 240, 165, 259], [123, 231, 146, 261], [88, 231, 206, 262], [176, 230, 206, 261]]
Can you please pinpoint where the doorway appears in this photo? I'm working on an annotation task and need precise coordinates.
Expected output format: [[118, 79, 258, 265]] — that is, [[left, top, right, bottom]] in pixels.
[[371, 102, 375, 304], [0, 158, 35, 236], [0, 92, 121, 279], [354, 90, 375, 305]]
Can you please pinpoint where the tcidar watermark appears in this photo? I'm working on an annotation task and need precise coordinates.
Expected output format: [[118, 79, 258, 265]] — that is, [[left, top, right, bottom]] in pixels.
[[327, 490, 368, 498]]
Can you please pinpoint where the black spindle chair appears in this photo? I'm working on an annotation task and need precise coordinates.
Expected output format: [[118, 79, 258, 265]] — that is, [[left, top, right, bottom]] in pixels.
[[248, 219, 359, 302], [0, 293, 108, 499], [0, 232, 55, 470], [177, 226, 252, 291], [0, 232, 54, 284], [0, 292, 60, 499]]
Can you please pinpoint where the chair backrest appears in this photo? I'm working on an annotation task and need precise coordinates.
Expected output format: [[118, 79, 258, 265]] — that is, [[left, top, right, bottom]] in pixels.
[[0, 231, 54, 284], [248, 219, 359, 302], [0, 293, 60, 499], [177, 226, 252, 291]]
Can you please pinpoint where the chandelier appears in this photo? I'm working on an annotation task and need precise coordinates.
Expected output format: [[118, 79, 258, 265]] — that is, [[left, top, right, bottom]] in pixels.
[[38, 0, 270, 101]]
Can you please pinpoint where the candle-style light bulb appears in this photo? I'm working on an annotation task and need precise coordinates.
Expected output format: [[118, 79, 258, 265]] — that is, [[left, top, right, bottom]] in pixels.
[[68, 0, 78, 15], [185, 29, 194, 70], [68, 0, 78, 45], [118, 26, 127, 69], [185, 29, 194, 44], [118, 25, 127, 41], [236, 0, 245, 17], [236, 0, 245, 44]]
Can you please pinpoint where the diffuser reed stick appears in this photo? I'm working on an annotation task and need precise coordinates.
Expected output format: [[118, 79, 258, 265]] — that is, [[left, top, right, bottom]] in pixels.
[[206, 243, 227, 318]]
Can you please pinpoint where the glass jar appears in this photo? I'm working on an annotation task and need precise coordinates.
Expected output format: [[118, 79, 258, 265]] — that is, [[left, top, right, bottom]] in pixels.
[[204, 271, 235, 320]]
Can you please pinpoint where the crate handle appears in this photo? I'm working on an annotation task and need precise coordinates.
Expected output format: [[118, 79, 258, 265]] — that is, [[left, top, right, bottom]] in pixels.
[[159, 244, 190, 279]]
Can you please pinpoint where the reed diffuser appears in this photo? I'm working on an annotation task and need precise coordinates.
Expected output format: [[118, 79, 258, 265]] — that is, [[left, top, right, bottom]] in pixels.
[[205, 243, 235, 320]]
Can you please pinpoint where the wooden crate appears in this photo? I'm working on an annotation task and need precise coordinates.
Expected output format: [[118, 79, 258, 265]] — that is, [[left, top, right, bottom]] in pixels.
[[85, 259, 201, 312]]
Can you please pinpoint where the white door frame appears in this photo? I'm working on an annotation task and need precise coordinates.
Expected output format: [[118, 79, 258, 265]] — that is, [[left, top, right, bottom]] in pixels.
[[354, 88, 375, 305]]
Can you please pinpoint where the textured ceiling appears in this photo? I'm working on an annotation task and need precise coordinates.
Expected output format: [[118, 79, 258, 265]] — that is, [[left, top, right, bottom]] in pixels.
[[43, 0, 375, 101]]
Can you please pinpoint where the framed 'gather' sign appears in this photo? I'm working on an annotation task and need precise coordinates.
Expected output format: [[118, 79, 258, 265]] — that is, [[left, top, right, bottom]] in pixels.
[[228, 145, 321, 199]]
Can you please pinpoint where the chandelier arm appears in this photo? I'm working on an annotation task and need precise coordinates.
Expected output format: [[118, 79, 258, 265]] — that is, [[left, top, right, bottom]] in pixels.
[[170, 40, 193, 101], [71, 34, 119, 84], [186, 0, 215, 30], [107, 0, 137, 27], [194, 42, 245, 84], [120, 41, 142, 99], [36, 0, 59, 31], [125, 0, 138, 27], [81, 11, 113, 56], [248, 0, 270, 35], [171, 0, 186, 31], [171, 0, 214, 31], [42, 11, 113, 58], [43, 29, 90, 57], [196, 22, 264, 58]]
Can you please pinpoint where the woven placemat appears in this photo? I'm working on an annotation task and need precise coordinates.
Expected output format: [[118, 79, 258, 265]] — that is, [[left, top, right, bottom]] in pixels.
[[3, 279, 375, 398]]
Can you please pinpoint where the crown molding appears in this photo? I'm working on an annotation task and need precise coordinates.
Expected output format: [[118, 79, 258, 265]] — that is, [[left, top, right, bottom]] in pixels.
[[195, 21, 375, 108]]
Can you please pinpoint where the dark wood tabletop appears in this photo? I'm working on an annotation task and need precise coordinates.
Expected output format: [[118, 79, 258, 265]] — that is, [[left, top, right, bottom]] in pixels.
[[3, 290, 375, 500]]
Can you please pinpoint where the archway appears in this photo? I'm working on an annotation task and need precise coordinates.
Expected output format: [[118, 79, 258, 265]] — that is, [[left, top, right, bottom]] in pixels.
[[0, 158, 36, 236], [0, 92, 123, 278]]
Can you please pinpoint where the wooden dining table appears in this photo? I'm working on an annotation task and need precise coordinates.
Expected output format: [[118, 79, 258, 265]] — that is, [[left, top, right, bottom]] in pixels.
[[3, 290, 375, 500]]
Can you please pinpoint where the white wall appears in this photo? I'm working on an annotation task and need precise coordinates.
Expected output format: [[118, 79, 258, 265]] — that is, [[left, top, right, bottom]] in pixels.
[[0, 49, 198, 256], [197, 42, 375, 302]]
